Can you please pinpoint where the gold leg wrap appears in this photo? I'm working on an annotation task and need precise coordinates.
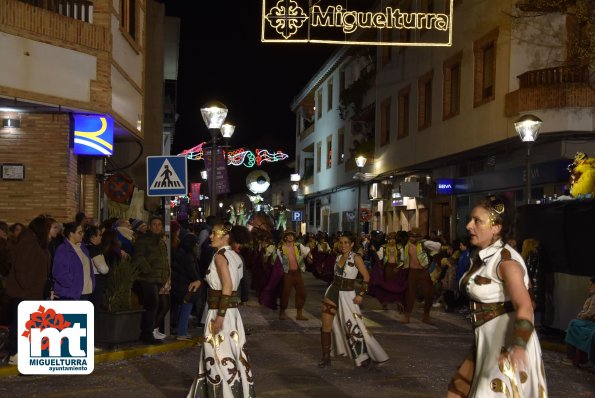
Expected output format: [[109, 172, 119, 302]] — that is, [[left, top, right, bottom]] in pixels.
[[318, 330, 331, 368], [322, 302, 337, 316], [447, 357, 474, 398]]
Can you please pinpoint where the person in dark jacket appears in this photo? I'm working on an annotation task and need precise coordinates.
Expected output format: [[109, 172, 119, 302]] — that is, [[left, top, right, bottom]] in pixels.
[[133, 216, 170, 344], [5, 215, 52, 365], [52, 222, 95, 300], [171, 233, 201, 340]]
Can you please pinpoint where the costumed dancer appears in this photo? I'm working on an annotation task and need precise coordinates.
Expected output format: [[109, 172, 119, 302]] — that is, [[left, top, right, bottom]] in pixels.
[[318, 231, 389, 368], [252, 233, 276, 300], [313, 232, 334, 283], [447, 195, 547, 398], [369, 231, 408, 311], [402, 228, 441, 324], [186, 224, 256, 398], [277, 229, 312, 320]]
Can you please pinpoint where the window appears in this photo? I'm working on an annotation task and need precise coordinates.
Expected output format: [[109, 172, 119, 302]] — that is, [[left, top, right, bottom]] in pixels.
[[338, 128, 345, 164], [120, 0, 136, 40], [309, 200, 315, 226], [326, 135, 332, 169], [399, 26, 411, 53], [316, 90, 323, 119], [380, 98, 391, 146], [381, 30, 392, 65], [304, 158, 314, 180], [398, 86, 410, 139], [327, 79, 333, 112], [473, 28, 499, 107], [418, 71, 433, 130], [423, 0, 435, 12], [316, 142, 322, 173], [443, 52, 462, 120]]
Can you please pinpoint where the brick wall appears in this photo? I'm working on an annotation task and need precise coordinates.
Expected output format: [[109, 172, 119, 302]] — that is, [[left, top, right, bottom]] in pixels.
[[505, 84, 595, 116], [0, 113, 93, 225]]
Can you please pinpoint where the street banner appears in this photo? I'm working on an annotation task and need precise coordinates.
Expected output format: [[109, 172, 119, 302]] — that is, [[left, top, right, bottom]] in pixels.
[[190, 183, 201, 207], [203, 148, 231, 195]]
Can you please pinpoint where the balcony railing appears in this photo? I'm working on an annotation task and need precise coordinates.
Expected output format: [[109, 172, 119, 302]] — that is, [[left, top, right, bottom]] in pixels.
[[18, 0, 93, 23], [517, 66, 589, 88]]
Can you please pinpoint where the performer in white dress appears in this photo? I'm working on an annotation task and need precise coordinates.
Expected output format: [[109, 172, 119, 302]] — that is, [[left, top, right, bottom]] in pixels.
[[447, 195, 547, 398], [318, 231, 389, 368], [187, 224, 256, 398]]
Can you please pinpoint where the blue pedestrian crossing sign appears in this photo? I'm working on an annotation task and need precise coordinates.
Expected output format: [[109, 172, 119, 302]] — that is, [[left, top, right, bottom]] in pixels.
[[291, 211, 302, 222], [147, 156, 188, 197]]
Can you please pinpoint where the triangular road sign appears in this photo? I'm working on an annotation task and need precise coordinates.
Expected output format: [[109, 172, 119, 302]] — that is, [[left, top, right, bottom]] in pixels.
[[150, 159, 184, 190]]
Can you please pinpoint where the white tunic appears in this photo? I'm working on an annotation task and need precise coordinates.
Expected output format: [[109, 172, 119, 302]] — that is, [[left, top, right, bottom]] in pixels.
[[325, 251, 390, 366], [462, 241, 547, 397], [187, 246, 256, 398]]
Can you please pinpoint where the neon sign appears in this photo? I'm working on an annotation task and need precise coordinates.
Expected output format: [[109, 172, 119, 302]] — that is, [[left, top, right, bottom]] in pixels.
[[262, 0, 453, 46], [178, 142, 289, 167], [73, 114, 114, 156]]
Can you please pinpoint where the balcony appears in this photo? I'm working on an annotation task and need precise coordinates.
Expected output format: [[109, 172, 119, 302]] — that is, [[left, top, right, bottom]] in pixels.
[[517, 66, 589, 88], [18, 0, 93, 23], [505, 66, 593, 116], [299, 122, 315, 141], [1, 0, 108, 52]]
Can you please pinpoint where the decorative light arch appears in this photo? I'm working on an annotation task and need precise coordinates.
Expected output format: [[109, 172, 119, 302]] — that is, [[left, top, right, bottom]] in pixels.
[[178, 142, 288, 167]]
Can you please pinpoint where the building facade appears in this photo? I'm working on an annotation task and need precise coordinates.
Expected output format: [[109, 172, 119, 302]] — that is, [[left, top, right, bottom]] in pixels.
[[291, 0, 594, 239], [0, 0, 171, 224]]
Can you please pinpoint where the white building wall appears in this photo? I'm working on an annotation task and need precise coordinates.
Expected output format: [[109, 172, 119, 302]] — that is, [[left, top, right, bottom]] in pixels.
[[111, 65, 142, 130], [0, 33, 96, 102], [111, 13, 143, 87]]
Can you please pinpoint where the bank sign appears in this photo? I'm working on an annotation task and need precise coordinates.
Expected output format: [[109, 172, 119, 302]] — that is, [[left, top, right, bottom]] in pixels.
[[262, 0, 453, 46]]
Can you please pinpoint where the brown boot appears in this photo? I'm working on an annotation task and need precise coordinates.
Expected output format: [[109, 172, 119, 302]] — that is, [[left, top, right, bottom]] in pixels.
[[402, 313, 411, 324], [318, 330, 331, 368], [279, 309, 288, 320], [422, 312, 432, 324], [296, 308, 308, 321]]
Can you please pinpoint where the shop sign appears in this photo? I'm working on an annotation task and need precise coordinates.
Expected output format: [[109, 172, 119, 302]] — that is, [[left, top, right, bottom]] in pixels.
[[262, 0, 453, 46], [72, 114, 114, 156], [437, 178, 454, 195]]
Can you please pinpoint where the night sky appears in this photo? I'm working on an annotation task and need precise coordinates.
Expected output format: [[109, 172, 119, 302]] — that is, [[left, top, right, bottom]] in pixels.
[[164, 1, 337, 192]]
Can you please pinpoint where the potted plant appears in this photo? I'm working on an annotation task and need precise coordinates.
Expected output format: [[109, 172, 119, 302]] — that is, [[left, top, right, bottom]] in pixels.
[[95, 258, 144, 347]]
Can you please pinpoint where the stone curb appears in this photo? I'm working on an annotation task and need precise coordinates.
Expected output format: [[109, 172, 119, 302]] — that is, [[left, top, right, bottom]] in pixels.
[[0, 337, 202, 378]]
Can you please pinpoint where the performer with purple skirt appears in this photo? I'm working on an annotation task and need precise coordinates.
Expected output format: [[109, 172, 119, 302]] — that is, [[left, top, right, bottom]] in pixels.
[[369, 231, 409, 312]]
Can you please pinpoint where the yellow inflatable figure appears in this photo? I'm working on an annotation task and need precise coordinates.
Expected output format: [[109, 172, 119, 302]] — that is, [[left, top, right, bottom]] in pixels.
[[569, 152, 595, 197]]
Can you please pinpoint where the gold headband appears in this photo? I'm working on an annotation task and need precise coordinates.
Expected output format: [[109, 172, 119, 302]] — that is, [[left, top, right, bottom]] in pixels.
[[487, 196, 505, 226], [214, 225, 232, 238]]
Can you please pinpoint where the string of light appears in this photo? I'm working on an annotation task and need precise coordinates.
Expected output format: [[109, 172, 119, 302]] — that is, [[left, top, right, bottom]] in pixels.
[[178, 142, 288, 167]]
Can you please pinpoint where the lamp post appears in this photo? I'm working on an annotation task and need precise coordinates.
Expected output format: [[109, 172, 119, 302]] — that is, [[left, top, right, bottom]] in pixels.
[[200, 170, 208, 220], [355, 155, 367, 239], [200, 101, 229, 218], [514, 114, 543, 204]]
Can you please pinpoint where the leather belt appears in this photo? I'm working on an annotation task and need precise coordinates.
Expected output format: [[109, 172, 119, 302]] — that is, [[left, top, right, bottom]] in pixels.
[[470, 300, 514, 328], [207, 290, 239, 309], [332, 276, 355, 291]]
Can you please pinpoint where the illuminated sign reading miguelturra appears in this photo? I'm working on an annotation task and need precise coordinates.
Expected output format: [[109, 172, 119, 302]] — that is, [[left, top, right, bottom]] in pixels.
[[262, 0, 453, 46]]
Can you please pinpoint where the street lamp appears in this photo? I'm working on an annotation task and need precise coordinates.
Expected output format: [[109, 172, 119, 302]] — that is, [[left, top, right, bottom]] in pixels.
[[355, 155, 367, 238], [290, 173, 300, 192], [514, 114, 543, 204], [201, 101, 229, 218], [200, 170, 208, 219]]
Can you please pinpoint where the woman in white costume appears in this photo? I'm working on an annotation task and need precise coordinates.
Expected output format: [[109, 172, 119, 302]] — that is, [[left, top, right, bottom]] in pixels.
[[187, 224, 256, 398], [318, 231, 389, 368], [447, 195, 547, 397]]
